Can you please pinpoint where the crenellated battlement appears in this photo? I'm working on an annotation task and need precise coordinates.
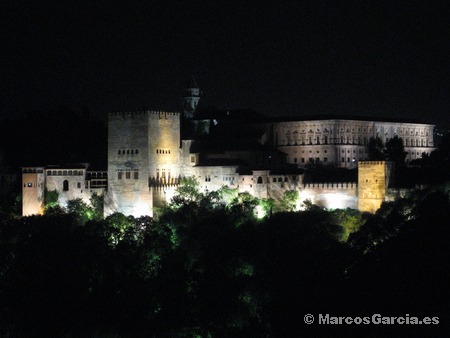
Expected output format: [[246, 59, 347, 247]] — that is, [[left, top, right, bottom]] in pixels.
[[302, 182, 357, 190], [109, 110, 180, 119], [358, 161, 386, 166]]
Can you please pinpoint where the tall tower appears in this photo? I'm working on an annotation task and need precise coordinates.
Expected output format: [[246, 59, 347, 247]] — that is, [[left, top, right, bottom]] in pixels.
[[182, 76, 201, 119], [358, 161, 394, 213], [22, 167, 45, 216], [105, 110, 181, 218]]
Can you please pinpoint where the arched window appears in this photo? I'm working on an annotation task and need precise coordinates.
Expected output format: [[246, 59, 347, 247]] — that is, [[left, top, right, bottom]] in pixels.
[[257, 176, 263, 184], [135, 149, 139, 154], [63, 180, 69, 191]]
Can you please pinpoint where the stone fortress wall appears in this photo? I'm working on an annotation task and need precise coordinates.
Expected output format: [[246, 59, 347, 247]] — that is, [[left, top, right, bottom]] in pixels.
[[21, 80, 436, 217], [22, 166, 106, 216]]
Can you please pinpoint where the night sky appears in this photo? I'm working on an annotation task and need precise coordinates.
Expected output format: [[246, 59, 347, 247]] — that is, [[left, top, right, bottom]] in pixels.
[[2, 1, 449, 127]]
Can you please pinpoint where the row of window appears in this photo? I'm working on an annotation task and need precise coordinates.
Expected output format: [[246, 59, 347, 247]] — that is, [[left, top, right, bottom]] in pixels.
[[283, 136, 430, 147], [118, 171, 139, 180], [156, 169, 171, 179], [47, 170, 84, 176], [283, 127, 429, 136], [118, 149, 139, 155], [22, 169, 44, 173], [156, 149, 171, 154], [294, 157, 328, 164]]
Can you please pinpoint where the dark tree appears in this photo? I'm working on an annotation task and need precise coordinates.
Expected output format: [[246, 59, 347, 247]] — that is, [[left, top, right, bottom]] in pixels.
[[367, 137, 384, 160], [384, 135, 407, 167]]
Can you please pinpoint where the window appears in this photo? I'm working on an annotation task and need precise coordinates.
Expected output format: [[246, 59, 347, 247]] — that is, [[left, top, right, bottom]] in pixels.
[[135, 149, 139, 154], [294, 158, 298, 163], [77, 182, 81, 189], [27, 182, 32, 187], [134, 171, 139, 179], [324, 157, 328, 162], [273, 177, 277, 182], [118, 172, 123, 180], [63, 180, 69, 191], [47, 171, 52, 176], [126, 172, 131, 179], [205, 175, 211, 182], [301, 158, 305, 163], [257, 176, 263, 184], [118, 150, 121, 154]]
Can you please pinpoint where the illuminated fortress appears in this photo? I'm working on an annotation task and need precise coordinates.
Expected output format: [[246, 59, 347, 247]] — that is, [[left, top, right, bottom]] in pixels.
[[22, 79, 435, 216]]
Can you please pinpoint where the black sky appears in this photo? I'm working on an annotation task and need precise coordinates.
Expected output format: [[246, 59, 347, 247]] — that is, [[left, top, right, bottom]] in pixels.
[[1, 1, 449, 127]]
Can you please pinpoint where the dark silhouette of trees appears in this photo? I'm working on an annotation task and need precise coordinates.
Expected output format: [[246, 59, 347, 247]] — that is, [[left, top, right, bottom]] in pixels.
[[1, 184, 449, 336]]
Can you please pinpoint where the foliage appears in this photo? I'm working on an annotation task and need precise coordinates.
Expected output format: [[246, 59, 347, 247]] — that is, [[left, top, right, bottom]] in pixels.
[[172, 176, 202, 205], [384, 135, 407, 167], [367, 137, 384, 160], [1, 185, 449, 336], [43, 189, 60, 213], [90, 193, 104, 221], [279, 190, 299, 212], [330, 208, 365, 241]]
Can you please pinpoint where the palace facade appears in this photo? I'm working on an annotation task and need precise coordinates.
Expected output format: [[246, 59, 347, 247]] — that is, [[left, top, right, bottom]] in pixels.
[[22, 79, 435, 216]]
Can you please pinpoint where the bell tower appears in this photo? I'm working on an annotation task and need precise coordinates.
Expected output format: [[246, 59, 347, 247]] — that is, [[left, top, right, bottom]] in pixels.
[[182, 76, 200, 119]]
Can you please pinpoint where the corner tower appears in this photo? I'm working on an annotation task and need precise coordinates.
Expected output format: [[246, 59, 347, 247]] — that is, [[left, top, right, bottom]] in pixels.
[[182, 76, 200, 119], [358, 161, 394, 213]]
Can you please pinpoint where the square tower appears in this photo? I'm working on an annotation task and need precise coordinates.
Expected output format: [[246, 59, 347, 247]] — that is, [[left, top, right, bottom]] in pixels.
[[105, 111, 181, 217], [358, 161, 393, 213]]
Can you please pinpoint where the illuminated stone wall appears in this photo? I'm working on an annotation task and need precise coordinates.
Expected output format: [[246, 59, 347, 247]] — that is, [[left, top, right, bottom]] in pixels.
[[106, 111, 181, 217], [22, 168, 45, 216], [300, 183, 358, 209], [268, 119, 435, 168], [358, 161, 391, 213], [147, 111, 181, 183], [106, 111, 153, 217]]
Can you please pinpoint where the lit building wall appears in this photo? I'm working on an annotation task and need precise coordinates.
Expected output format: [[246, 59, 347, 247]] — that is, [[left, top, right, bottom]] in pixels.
[[22, 168, 45, 216], [267, 119, 435, 167], [358, 161, 391, 213], [106, 111, 153, 217], [147, 111, 181, 183]]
